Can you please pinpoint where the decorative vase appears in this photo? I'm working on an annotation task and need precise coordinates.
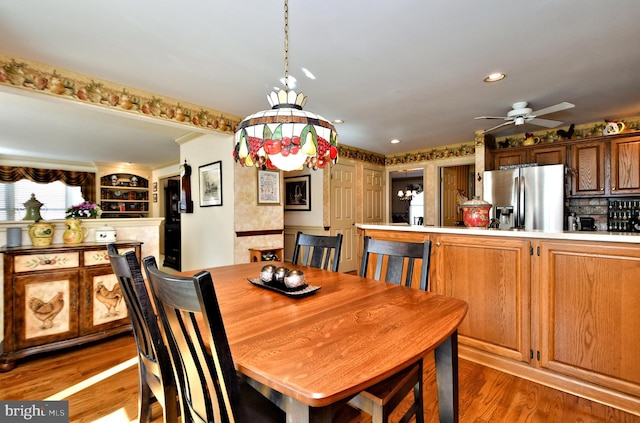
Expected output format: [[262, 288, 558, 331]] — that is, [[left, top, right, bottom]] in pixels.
[[62, 218, 88, 244], [23, 193, 44, 221], [28, 221, 54, 247]]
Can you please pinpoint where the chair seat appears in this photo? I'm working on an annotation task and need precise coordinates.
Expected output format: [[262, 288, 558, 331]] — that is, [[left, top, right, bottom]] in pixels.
[[358, 361, 421, 406]]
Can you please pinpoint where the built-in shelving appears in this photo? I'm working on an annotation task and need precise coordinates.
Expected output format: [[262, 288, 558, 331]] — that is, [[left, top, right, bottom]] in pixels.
[[99, 173, 149, 218]]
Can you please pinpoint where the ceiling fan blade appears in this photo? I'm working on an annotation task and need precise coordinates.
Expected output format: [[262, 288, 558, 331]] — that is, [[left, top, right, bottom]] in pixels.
[[483, 121, 514, 133], [528, 117, 564, 128], [474, 116, 509, 120], [530, 102, 575, 117]]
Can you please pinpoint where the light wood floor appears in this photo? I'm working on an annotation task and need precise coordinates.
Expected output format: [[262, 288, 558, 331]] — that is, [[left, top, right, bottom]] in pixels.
[[1, 334, 638, 423]]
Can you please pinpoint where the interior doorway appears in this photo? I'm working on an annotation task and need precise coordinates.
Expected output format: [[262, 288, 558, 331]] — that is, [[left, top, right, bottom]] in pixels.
[[440, 165, 475, 226], [390, 168, 424, 224]]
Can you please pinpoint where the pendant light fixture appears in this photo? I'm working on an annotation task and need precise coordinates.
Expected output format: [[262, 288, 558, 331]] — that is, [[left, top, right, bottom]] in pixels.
[[233, 0, 338, 171]]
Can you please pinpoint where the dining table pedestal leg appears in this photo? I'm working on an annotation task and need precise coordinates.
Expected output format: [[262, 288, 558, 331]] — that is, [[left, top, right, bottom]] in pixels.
[[434, 330, 459, 423]]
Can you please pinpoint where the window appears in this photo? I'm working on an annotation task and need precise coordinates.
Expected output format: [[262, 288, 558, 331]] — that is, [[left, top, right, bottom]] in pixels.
[[0, 180, 84, 221]]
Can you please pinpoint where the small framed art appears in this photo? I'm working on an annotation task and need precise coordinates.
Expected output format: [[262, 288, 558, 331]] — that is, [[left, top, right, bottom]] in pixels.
[[199, 161, 223, 207], [257, 170, 281, 205], [284, 175, 310, 211]]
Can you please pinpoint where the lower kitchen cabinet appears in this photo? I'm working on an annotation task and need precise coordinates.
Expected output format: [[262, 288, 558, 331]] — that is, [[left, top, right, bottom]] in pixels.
[[358, 227, 640, 414], [433, 234, 532, 363], [538, 240, 640, 398], [433, 233, 640, 412], [1, 241, 141, 371]]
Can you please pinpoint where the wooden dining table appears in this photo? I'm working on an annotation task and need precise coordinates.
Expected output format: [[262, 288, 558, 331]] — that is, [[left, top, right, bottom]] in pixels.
[[185, 261, 468, 423]]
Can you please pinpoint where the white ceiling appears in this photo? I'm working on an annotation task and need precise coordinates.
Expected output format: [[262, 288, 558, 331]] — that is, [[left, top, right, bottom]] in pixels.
[[1, 0, 640, 167]]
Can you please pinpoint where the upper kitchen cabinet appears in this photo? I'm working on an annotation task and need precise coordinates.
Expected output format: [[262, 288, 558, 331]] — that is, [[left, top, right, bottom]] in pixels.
[[99, 172, 150, 218], [610, 134, 640, 195], [489, 144, 567, 170], [568, 141, 606, 196]]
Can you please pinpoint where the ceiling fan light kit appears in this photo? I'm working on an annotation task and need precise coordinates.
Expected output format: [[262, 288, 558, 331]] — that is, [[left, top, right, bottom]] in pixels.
[[476, 101, 575, 134]]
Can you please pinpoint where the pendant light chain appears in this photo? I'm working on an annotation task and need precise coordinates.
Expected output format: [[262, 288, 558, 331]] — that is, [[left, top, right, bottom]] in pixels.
[[283, 0, 289, 90]]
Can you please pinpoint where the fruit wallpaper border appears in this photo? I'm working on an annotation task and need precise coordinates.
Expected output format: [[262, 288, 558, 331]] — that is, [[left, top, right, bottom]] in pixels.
[[0, 53, 478, 168], [0, 53, 241, 134]]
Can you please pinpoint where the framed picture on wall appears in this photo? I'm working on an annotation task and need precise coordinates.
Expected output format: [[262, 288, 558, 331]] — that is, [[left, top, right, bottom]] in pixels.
[[257, 170, 281, 205], [284, 175, 311, 211], [199, 161, 223, 207]]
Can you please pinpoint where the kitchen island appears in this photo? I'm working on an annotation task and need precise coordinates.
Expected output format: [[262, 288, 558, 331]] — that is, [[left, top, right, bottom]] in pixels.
[[357, 224, 640, 416]]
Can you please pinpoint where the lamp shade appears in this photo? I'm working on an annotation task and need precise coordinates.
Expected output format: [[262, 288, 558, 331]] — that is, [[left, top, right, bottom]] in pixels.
[[234, 89, 338, 171]]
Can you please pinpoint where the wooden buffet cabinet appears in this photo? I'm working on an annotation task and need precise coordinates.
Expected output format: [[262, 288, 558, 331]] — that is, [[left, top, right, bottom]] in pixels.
[[1, 241, 141, 371], [357, 226, 640, 415]]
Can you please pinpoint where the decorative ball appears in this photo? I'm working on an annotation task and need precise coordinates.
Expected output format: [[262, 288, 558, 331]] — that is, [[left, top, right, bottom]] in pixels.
[[284, 269, 306, 289], [260, 264, 277, 283], [274, 266, 289, 283]]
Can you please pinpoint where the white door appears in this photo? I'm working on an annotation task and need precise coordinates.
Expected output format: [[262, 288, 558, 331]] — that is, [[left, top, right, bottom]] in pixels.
[[363, 167, 384, 223], [330, 163, 356, 272]]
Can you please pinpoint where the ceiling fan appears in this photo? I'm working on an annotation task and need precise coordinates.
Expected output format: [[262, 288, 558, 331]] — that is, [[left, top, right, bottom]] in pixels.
[[475, 101, 575, 133]]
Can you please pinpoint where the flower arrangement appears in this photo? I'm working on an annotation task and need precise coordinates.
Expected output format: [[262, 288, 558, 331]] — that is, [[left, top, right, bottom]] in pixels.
[[66, 201, 102, 218]]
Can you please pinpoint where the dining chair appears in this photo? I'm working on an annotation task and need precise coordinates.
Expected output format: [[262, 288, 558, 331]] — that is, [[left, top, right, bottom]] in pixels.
[[349, 236, 432, 423], [291, 231, 343, 272], [107, 244, 179, 423], [141, 256, 285, 423]]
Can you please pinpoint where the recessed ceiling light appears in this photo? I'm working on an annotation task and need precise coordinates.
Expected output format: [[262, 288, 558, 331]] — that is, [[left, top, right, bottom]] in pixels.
[[391, 139, 401, 144], [484, 72, 506, 82], [332, 119, 344, 124]]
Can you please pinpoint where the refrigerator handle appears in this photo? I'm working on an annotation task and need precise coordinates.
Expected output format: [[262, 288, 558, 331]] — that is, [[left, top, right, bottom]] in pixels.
[[514, 176, 520, 227], [518, 176, 526, 227]]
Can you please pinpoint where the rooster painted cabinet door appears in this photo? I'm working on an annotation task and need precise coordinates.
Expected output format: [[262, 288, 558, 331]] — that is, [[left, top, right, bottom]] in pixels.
[[80, 266, 129, 335], [14, 270, 80, 350], [1, 241, 141, 371]]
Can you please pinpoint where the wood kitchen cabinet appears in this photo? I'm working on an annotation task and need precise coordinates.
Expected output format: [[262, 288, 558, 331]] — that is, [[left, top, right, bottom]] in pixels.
[[537, 240, 640, 399], [357, 226, 640, 414], [1, 241, 141, 371], [569, 141, 607, 196], [610, 134, 640, 195], [432, 234, 531, 363], [489, 144, 566, 170]]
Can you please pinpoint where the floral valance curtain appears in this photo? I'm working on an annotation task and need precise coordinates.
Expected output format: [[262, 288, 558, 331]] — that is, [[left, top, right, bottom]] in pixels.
[[0, 166, 96, 202]]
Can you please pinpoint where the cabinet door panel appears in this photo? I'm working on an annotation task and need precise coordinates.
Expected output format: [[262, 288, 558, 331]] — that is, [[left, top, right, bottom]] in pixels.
[[570, 142, 606, 196], [14, 271, 79, 349], [492, 150, 527, 169], [530, 145, 566, 166], [539, 241, 640, 396], [435, 234, 531, 362], [611, 136, 640, 194], [80, 266, 130, 335]]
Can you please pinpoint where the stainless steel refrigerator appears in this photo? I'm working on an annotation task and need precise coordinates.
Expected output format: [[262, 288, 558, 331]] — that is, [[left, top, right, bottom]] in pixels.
[[483, 164, 565, 231]]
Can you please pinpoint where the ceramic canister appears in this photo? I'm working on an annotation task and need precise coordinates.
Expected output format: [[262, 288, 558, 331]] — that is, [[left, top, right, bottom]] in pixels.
[[6, 227, 22, 247], [95, 226, 117, 242]]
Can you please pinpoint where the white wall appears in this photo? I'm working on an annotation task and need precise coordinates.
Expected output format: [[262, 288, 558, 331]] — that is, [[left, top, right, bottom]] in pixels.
[[179, 132, 235, 270]]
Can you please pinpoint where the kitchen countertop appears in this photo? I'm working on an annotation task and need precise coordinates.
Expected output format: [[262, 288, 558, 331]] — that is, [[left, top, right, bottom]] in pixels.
[[356, 223, 640, 244]]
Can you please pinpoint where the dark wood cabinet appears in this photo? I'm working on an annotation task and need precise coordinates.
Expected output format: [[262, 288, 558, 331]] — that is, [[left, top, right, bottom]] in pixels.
[[163, 179, 181, 270], [2, 241, 141, 371]]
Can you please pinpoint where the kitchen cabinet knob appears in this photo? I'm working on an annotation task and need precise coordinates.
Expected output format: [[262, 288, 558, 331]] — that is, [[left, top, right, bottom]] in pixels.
[[435, 241, 441, 247]]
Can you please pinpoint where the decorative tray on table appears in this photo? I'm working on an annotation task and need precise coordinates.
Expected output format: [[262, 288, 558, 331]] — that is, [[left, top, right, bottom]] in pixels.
[[247, 277, 321, 298]]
